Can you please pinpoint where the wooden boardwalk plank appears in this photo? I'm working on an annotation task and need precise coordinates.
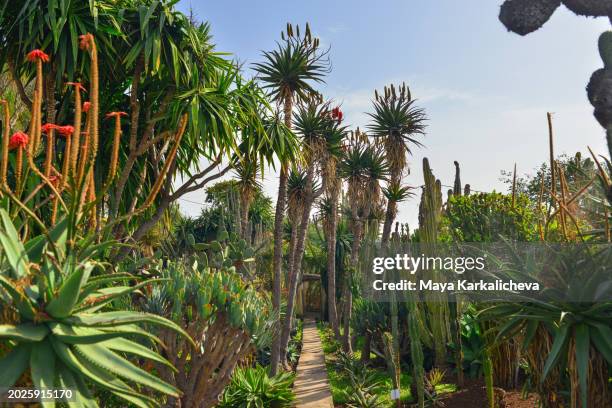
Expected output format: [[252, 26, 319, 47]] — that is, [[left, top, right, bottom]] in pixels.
[[293, 319, 335, 407]]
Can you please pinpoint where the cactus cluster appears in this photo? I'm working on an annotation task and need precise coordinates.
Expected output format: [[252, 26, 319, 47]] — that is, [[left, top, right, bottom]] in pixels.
[[499, 0, 612, 159], [499, 0, 612, 36]]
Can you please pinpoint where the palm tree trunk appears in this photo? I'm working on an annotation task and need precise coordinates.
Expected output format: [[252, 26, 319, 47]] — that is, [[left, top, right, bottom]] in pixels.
[[279, 165, 314, 366], [342, 218, 362, 352], [326, 187, 340, 338], [382, 170, 401, 246], [239, 193, 251, 241], [381, 198, 396, 247], [270, 93, 293, 376]]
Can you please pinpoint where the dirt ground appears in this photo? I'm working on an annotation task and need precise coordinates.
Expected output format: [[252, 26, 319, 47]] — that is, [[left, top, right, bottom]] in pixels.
[[437, 378, 539, 408]]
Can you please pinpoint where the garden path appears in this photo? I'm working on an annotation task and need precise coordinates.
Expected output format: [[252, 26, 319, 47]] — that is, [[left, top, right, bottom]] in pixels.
[[293, 318, 334, 407]]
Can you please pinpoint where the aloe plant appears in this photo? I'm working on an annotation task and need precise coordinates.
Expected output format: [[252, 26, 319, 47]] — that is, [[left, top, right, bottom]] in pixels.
[[0, 209, 190, 407], [143, 249, 275, 408]]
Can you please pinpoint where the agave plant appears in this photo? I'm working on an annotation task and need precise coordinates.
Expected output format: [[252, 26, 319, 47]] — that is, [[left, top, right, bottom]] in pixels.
[[218, 364, 295, 408], [0, 209, 190, 407], [479, 243, 612, 407]]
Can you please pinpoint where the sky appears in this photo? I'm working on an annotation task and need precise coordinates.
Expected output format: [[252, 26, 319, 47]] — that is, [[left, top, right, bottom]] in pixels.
[[175, 0, 611, 229]]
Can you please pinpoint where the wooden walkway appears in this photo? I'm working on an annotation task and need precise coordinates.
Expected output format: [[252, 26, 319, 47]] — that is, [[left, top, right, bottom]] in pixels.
[[293, 319, 334, 407]]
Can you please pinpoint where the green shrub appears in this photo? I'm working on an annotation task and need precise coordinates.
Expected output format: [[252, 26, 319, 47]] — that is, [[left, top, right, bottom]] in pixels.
[[218, 365, 295, 408]]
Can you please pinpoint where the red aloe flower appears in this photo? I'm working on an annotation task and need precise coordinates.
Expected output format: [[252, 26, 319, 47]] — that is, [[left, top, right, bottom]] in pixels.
[[83, 102, 91, 113], [9, 132, 28, 150], [105, 111, 128, 119], [66, 82, 87, 93], [79, 34, 93, 51], [41, 123, 59, 134], [26, 49, 50, 63], [56, 125, 75, 137], [331, 107, 343, 122]]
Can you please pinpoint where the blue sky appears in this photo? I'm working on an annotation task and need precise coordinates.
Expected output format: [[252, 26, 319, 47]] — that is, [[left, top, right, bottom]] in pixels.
[[176, 0, 610, 228]]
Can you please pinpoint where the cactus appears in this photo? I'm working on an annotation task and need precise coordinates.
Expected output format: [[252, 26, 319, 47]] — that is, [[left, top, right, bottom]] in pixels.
[[407, 300, 425, 408], [453, 160, 462, 196], [418, 158, 450, 368], [499, 0, 612, 159], [499, 0, 561, 36], [562, 0, 612, 17]]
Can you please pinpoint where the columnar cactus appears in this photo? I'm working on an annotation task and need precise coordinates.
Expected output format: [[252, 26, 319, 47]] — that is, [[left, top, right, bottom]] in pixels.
[[453, 160, 462, 197]]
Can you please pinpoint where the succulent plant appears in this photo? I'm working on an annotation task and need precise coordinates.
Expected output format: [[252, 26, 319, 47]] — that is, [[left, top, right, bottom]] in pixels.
[[499, 0, 561, 36], [562, 0, 612, 17], [0, 210, 189, 407], [499, 0, 612, 159], [143, 258, 274, 408]]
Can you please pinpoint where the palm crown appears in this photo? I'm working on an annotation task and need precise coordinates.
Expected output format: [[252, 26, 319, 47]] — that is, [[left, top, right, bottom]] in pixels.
[[366, 83, 427, 175], [252, 23, 329, 103]]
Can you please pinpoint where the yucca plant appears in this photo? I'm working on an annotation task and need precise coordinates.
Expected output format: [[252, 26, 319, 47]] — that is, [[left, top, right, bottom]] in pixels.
[[0, 209, 190, 407], [218, 364, 295, 408]]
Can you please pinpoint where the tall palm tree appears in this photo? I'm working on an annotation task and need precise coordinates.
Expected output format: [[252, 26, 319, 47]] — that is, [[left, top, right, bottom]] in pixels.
[[253, 23, 329, 374], [320, 115, 346, 339], [337, 130, 389, 351], [279, 98, 332, 367], [367, 83, 426, 247]]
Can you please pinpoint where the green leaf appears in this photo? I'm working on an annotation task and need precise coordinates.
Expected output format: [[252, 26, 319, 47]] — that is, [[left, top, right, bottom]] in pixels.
[[574, 324, 589, 408], [0, 275, 36, 320], [50, 323, 163, 346], [30, 339, 56, 408], [74, 343, 179, 396], [57, 366, 98, 408], [0, 323, 49, 342], [522, 320, 539, 352], [75, 279, 167, 313], [100, 337, 176, 371], [50, 337, 155, 402], [590, 323, 612, 365], [0, 209, 29, 278], [68, 311, 195, 347], [46, 263, 94, 318], [542, 325, 569, 381], [0, 343, 30, 387]]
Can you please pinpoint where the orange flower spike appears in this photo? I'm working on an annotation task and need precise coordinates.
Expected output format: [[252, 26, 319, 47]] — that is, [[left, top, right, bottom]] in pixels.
[[26, 49, 49, 154], [9, 132, 28, 189], [67, 83, 86, 174], [77, 131, 90, 189], [41, 123, 58, 178], [56, 126, 75, 188], [104, 112, 127, 186], [0, 100, 10, 190], [79, 34, 99, 171]]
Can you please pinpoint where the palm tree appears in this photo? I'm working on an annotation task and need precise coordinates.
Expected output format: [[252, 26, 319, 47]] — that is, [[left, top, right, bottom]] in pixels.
[[320, 115, 346, 339], [337, 130, 389, 351], [279, 98, 333, 367], [232, 153, 261, 240], [253, 23, 329, 374], [367, 83, 426, 247]]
